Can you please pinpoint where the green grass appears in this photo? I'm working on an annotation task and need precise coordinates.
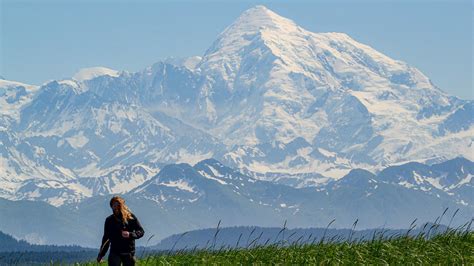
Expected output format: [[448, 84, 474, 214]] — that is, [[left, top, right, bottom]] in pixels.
[[86, 229, 474, 265]]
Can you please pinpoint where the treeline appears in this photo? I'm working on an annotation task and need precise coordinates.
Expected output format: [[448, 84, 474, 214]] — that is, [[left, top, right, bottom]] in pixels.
[[0, 250, 97, 265], [0, 230, 98, 264], [0, 231, 94, 252]]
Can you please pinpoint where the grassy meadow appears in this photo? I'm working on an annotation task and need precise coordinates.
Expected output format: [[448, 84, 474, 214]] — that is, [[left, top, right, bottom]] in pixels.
[[137, 231, 472, 265], [80, 225, 473, 265], [4, 217, 472, 265]]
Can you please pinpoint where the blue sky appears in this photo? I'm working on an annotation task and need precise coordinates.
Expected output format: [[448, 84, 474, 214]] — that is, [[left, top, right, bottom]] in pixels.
[[1, 0, 472, 99]]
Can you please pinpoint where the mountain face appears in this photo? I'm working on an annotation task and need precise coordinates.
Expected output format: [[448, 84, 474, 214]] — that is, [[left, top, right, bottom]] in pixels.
[[378, 157, 474, 206], [0, 158, 472, 247], [1, 7, 471, 205], [0, 5, 472, 239]]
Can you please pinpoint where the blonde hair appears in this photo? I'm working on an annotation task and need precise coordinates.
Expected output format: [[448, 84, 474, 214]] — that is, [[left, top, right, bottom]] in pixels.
[[110, 196, 134, 222]]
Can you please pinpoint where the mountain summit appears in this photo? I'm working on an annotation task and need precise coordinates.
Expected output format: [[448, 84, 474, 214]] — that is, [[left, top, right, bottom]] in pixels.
[[73, 67, 120, 81], [226, 5, 299, 32], [192, 6, 468, 171]]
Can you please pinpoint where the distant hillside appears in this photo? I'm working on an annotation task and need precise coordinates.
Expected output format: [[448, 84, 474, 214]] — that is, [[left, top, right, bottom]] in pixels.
[[0, 231, 31, 252], [150, 223, 451, 251], [0, 230, 93, 252], [0, 230, 98, 264]]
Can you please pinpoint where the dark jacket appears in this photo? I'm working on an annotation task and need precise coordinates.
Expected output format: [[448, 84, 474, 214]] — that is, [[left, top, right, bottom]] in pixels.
[[98, 213, 144, 257]]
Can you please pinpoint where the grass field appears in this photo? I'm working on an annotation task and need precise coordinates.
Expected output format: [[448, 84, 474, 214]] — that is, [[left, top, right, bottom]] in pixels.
[[140, 231, 473, 264], [84, 227, 474, 265]]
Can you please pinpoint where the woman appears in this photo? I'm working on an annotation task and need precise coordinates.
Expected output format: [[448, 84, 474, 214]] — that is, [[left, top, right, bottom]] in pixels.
[[97, 196, 145, 266]]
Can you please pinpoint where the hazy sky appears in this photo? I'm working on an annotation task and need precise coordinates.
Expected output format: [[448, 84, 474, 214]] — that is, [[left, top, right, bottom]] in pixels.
[[1, 0, 472, 99]]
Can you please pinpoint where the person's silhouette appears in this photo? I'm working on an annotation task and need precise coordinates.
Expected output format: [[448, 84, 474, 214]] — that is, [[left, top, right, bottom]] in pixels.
[[97, 196, 144, 266]]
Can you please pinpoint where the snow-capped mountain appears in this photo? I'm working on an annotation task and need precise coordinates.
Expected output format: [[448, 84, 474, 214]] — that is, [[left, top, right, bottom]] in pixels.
[[192, 6, 472, 177], [0, 158, 471, 246], [378, 157, 474, 206], [0, 79, 38, 129], [0, 5, 472, 208]]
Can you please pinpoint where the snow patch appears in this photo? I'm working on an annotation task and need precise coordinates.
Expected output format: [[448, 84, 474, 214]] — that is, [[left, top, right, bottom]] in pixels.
[[425, 177, 443, 190], [318, 148, 336, 158], [208, 165, 224, 178], [66, 132, 89, 149], [175, 149, 214, 165], [198, 170, 227, 185], [399, 181, 415, 189], [159, 180, 195, 193], [455, 174, 473, 188]]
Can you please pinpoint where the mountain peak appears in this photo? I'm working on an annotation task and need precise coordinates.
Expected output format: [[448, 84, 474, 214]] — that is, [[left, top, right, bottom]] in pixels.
[[72, 67, 119, 82], [199, 6, 301, 82], [247, 5, 269, 12], [227, 5, 299, 34], [0, 78, 36, 89], [238, 5, 279, 21]]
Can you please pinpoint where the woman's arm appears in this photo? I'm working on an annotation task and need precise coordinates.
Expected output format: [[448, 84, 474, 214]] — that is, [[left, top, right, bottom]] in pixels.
[[98, 218, 111, 259], [129, 214, 145, 239]]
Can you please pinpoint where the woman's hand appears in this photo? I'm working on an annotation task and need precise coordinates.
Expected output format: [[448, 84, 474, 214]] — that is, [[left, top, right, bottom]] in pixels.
[[122, 230, 130, 238]]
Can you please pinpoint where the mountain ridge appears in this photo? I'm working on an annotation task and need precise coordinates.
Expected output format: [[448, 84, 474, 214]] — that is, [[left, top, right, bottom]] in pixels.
[[0, 157, 471, 246], [0, 5, 472, 218]]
